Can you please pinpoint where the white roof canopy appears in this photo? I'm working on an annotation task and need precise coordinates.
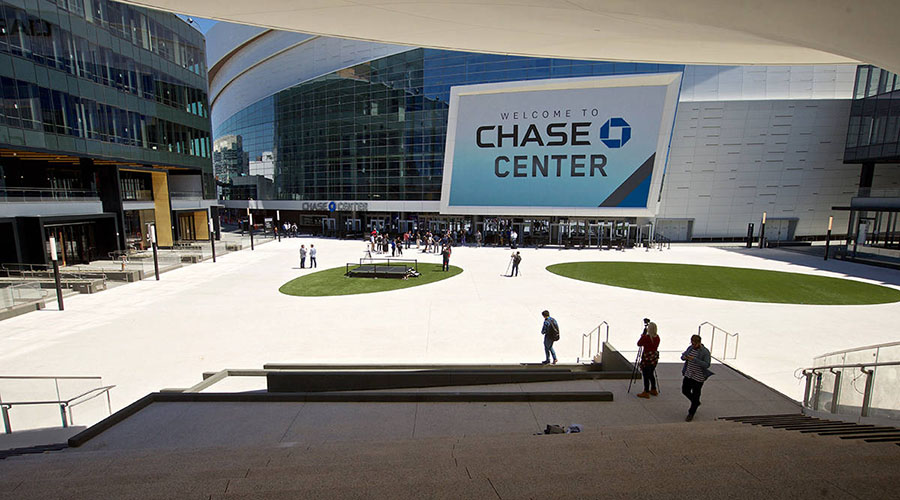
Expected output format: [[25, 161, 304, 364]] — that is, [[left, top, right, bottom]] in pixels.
[[124, 0, 900, 72]]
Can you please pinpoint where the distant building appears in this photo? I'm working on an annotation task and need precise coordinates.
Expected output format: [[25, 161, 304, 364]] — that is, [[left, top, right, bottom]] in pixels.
[[207, 25, 900, 246], [0, 0, 216, 264]]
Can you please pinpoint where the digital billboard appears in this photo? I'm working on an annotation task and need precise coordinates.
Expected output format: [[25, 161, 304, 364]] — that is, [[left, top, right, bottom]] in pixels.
[[439, 73, 682, 217]]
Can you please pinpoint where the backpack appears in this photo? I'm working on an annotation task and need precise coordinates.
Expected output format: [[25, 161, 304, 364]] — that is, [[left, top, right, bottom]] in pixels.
[[549, 319, 560, 341]]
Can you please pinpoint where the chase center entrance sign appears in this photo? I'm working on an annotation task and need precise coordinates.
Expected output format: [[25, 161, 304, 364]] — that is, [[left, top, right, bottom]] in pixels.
[[439, 74, 682, 217]]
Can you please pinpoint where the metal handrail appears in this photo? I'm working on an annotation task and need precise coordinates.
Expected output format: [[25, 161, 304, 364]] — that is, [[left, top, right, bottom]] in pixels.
[[801, 361, 900, 372], [698, 321, 739, 360], [0, 385, 115, 432], [0, 376, 111, 433], [800, 360, 900, 419], [578, 321, 609, 363]]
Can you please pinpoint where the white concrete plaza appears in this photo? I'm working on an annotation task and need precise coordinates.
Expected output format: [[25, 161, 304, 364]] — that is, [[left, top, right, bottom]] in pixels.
[[2, 237, 900, 422]]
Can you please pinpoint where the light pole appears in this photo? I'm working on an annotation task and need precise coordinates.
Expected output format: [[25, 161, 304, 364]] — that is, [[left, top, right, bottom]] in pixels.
[[49, 236, 64, 311], [276, 210, 281, 242], [758, 211, 767, 249], [824, 216, 833, 261], [247, 207, 255, 250], [150, 225, 160, 280], [209, 217, 216, 263]]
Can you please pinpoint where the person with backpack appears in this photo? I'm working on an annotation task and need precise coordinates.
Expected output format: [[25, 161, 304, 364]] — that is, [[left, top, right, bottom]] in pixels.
[[636, 321, 660, 398], [540, 310, 559, 365], [511, 251, 522, 277]]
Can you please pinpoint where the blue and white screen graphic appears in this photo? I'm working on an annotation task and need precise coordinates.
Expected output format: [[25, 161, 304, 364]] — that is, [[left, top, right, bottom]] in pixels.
[[440, 74, 682, 217]]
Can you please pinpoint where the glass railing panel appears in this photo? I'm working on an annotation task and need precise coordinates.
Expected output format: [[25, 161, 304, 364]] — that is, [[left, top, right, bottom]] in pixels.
[[869, 365, 900, 420], [836, 350, 873, 415], [875, 344, 900, 364], [815, 370, 836, 412]]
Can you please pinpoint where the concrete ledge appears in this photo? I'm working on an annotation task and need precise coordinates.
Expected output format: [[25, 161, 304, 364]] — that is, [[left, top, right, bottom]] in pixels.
[[601, 341, 636, 372], [0, 300, 45, 321], [266, 369, 629, 392], [180, 254, 202, 263], [68, 390, 613, 448]]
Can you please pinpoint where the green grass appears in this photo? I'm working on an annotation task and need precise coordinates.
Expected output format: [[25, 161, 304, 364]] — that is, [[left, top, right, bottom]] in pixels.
[[546, 262, 900, 305], [279, 263, 463, 297]]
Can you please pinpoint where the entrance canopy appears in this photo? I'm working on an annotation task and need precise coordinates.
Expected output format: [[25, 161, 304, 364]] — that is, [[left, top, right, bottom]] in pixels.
[[120, 0, 900, 73]]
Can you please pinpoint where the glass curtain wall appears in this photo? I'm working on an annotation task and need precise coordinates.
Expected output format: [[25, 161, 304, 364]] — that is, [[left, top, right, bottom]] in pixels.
[[213, 48, 683, 202]]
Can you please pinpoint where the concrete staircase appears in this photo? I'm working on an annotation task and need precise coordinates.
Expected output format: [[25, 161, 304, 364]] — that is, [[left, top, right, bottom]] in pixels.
[[0, 418, 897, 499]]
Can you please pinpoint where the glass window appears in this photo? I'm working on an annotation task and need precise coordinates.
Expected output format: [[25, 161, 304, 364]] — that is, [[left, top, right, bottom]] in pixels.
[[855, 66, 870, 99]]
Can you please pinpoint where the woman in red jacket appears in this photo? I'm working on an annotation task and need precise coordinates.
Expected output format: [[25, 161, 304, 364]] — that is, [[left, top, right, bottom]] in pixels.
[[636, 321, 660, 398]]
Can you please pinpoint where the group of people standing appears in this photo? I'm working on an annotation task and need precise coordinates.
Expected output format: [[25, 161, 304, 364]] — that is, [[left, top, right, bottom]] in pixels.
[[281, 222, 300, 237], [365, 230, 454, 271], [537, 313, 714, 422], [298, 244, 317, 268], [368, 232, 406, 256]]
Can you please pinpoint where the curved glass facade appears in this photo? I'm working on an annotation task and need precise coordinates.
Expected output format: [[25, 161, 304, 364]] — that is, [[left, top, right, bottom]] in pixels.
[[213, 48, 682, 201]]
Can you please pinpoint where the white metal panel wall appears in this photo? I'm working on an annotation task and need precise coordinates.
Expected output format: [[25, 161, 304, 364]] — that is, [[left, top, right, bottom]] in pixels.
[[658, 99, 863, 238], [679, 65, 857, 102], [209, 30, 315, 105], [205, 22, 268, 68], [209, 33, 413, 128]]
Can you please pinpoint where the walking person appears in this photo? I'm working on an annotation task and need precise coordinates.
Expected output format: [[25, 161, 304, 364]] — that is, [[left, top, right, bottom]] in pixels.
[[396, 237, 403, 256], [636, 321, 660, 398], [299, 244, 308, 268], [475, 230, 482, 247], [540, 310, 559, 365], [511, 251, 522, 277], [681, 334, 713, 421], [309, 244, 317, 268]]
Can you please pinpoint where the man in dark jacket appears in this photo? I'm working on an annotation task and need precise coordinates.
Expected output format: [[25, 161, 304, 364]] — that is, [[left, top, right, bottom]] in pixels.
[[540, 310, 559, 365], [441, 245, 451, 271], [511, 252, 522, 277]]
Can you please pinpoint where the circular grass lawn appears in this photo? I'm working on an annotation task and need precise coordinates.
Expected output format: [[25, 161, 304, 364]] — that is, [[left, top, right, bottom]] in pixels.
[[279, 263, 462, 297], [546, 262, 900, 305]]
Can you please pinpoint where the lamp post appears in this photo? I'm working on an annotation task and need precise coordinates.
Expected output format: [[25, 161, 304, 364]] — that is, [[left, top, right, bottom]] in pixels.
[[824, 216, 833, 261], [149, 225, 160, 280], [247, 207, 255, 250], [209, 217, 216, 263], [758, 211, 767, 249], [276, 210, 281, 242], [49, 236, 64, 311]]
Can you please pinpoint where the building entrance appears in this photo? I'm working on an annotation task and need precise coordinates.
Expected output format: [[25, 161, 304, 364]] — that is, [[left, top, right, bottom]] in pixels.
[[178, 213, 197, 241], [44, 222, 98, 265]]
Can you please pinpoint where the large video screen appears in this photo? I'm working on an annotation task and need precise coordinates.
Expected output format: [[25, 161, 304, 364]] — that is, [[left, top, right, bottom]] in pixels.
[[439, 73, 682, 217]]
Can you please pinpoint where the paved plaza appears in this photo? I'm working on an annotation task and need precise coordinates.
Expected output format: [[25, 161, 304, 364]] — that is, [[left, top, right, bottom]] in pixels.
[[2, 238, 900, 426]]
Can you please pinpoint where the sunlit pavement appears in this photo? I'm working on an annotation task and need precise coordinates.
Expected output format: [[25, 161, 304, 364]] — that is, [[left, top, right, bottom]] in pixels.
[[2, 237, 899, 424]]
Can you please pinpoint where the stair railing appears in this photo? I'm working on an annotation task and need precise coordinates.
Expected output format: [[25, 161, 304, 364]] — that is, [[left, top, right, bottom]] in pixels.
[[0, 376, 114, 433], [800, 360, 900, 420], [697, 322, 739, 360], [578, 321, 609, 363]]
